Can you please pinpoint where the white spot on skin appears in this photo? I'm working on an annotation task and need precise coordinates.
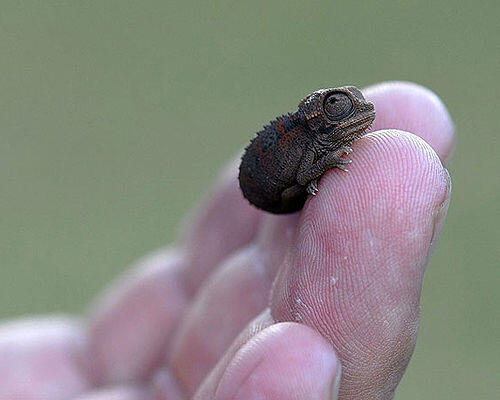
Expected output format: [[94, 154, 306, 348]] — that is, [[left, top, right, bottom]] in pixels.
[[330, 276, 338, 285]]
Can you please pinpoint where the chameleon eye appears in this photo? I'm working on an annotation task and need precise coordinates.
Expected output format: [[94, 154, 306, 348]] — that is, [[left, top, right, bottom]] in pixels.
[[323, 92, 354, 121]]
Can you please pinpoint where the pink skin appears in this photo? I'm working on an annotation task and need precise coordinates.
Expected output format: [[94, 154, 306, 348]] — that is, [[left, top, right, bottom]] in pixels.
[[214, 323, 340, 400], [0, 81, 454, 399], [87, 248, 188, 385], [0, 316, 90, 400], [74, 385, 148, 400]]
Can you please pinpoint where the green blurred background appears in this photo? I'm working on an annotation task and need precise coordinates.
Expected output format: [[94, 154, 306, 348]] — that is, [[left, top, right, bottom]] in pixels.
[[1, 1, 498, 398]]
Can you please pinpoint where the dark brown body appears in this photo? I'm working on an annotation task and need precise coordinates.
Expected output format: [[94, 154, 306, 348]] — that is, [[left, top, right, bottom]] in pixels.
[[239, 112, 311, 213], [239, 86, 375, 214]]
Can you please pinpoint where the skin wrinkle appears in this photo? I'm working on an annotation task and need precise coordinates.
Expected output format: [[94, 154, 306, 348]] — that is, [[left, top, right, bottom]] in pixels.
[[269, 129, 448, 399], [217, 347, 266, 400], [88, 82, 456, 400], [185, 83, 453, 399], [193, 311, 275, 399], [323, 132, 440, 273], [334, 276, 420, 382], [191, 127, 450, 396], [0, 80, 459, 399], [216, 323, 339, 400], [168, 244, 273, 396]]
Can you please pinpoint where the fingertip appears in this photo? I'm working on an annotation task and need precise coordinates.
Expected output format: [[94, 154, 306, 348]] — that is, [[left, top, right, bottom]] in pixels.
[[181, 157, 264, 293], [0, 316, 90, 399], [87, 248, 188, 385], [215, 323, 341, 400], [304, 129, 449, 231], [364, 81, 455, 165], [270, 129, 451, 399], [291, 130, 450, 269], [168, 245, 272, 395], [73, 385, 149, 400]]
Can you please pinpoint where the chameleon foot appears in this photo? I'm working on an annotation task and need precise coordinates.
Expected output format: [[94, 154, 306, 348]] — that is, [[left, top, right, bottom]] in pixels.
[[335, 158, 352, 172], [342, 146, 353, 155], [306, 179, 319, 196]]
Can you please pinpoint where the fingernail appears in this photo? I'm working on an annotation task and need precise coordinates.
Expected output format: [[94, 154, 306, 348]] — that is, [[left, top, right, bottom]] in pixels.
[[330, 361, 342, 400], [427, 168, 452, 262]]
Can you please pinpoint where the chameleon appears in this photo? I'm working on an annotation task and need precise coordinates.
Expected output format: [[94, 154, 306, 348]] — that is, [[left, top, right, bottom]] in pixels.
[[238, 86, 375, 214]]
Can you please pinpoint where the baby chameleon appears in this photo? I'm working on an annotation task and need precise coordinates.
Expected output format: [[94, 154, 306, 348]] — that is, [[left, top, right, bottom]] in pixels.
[[239, 86, 375, 214]]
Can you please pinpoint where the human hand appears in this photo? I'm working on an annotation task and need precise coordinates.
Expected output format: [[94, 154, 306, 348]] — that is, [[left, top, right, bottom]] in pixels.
[[0, 81, 454, 400]]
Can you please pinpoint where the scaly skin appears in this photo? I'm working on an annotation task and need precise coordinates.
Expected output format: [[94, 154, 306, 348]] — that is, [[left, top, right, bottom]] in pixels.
[[239, 86, 376, 213]]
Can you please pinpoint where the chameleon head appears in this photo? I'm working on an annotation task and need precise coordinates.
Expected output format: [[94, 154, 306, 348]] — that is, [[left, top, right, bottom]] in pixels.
[[298, 86, 375, 141]]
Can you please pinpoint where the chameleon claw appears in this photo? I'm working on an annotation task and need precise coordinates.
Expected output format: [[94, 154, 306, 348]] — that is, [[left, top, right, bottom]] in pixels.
[[238, 85, 375, 213], [342, 146, 353, 155], [306, 180, 319, 196]]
